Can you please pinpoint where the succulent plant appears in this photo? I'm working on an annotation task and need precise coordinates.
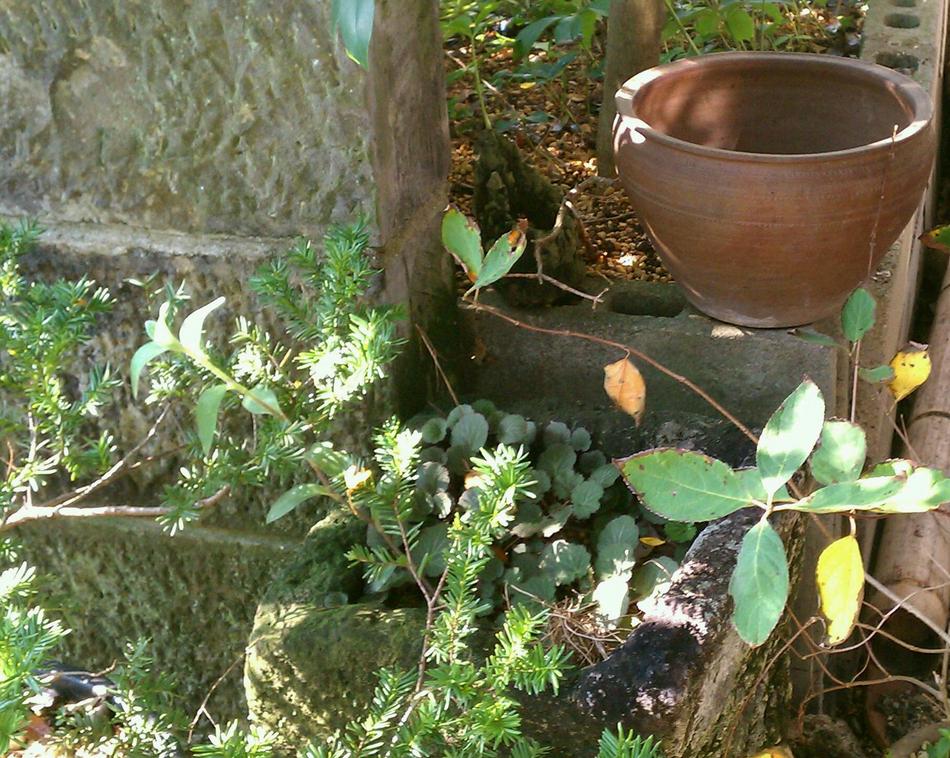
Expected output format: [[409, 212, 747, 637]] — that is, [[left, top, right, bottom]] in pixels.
[[362, 402, 697, 629]]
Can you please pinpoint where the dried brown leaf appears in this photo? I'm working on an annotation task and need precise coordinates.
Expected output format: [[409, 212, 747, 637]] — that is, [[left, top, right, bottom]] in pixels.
[[603, 358, 646, 425]]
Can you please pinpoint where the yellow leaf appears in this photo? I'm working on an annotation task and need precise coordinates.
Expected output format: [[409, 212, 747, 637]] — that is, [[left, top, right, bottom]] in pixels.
[[888, 342, 931, 402], [816, 535, 864, 646], [640, 536, 665, 547], [603, 358, 646, 425], [747, 747, 794, 758]]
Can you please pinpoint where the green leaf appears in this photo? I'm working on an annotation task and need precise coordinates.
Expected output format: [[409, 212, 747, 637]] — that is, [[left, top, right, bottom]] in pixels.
[[570, 428, 592, 452], [756, 380, 825, 500], [331, 0, 375, 68], [178, 296, 225, 354], [498, 414, 529, 445], [665, 521, 697, 543], [151, 302, 178, 348], [590, 463, 620, 488], [841, 287, 876, 343], [694, 7, 720, 37], [544, 421, 572, 447], [509, 573, 557, 607], [809, 420, 866, 485], [242, 385, 282, 417], [619, 449, 757, 522], [514, 16, 560, 58], [412, 524, 450, 578], [596, 516, 639, 578], [730, 518, 789, 646], [306, 442, 350, 478], [570, 479, 604, 519], [791, 476, 901, 513], [538, 443, 577, 478], [266, 483, 332, 523], [725, 5, 755, 41], [472, 230, 527, 290], [450, 412, 489, 454], [816, 535, 864, 645], [858, 365, 895, 384], [420, 417, 448, 444], [442, 209, 483, 282], [539, 540, 591, 586], [195, 383, 228, 455], [130, 342, 168, 400]]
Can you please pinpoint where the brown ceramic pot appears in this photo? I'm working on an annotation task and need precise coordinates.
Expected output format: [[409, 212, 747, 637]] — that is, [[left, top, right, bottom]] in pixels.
[[613, 52, 935, 327]]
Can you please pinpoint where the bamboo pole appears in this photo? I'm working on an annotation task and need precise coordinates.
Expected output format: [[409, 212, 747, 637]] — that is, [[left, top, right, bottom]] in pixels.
[[871, 262, 950, 644]]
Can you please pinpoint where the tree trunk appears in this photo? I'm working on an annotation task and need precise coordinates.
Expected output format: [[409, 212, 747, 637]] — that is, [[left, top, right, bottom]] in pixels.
[[596, 0, 666, 177]]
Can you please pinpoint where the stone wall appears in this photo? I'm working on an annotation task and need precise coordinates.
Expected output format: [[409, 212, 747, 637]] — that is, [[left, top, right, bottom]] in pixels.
[[0, 0, 373, 237], [0, 0, 451, 722]]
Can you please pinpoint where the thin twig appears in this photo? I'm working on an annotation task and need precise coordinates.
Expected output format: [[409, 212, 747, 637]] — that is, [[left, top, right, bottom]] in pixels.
[[415, 325, 459, 406], [865, 573, 950, 647], [39, 406, 172, 511], [1, 485, 229, 532], [504, 273, 608, 306], [187, 646, 250, 742]]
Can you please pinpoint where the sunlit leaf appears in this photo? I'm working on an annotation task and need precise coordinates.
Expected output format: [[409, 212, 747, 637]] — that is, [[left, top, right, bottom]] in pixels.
[[179, 297, 225, 354], [725, 6, 755, 42], [619, 449, 756, 522], [816, 535, 864, 645], [809, 420, 866, 485], [242, 385, 282, 417], [152, 302, 178, 349], [442, 208, 483, 283], [472, 227, 527, 289], [266, 483, 333, 523], [756, 380, 825, 500]]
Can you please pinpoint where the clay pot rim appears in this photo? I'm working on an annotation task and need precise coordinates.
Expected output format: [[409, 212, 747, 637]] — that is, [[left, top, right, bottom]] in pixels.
[[615, 51, 932, 164]]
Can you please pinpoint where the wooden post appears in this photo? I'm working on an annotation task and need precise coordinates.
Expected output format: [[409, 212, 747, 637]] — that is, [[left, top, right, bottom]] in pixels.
[[595, 0, 665, 177]]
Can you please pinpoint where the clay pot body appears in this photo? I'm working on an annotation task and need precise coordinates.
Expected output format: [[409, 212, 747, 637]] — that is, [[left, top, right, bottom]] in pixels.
[[613, 52, 935, 327]]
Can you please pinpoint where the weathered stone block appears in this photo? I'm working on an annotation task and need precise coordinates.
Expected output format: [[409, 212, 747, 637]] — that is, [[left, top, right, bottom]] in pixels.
[[0, 0, 373, 237], [467, 283, 838, 455]]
